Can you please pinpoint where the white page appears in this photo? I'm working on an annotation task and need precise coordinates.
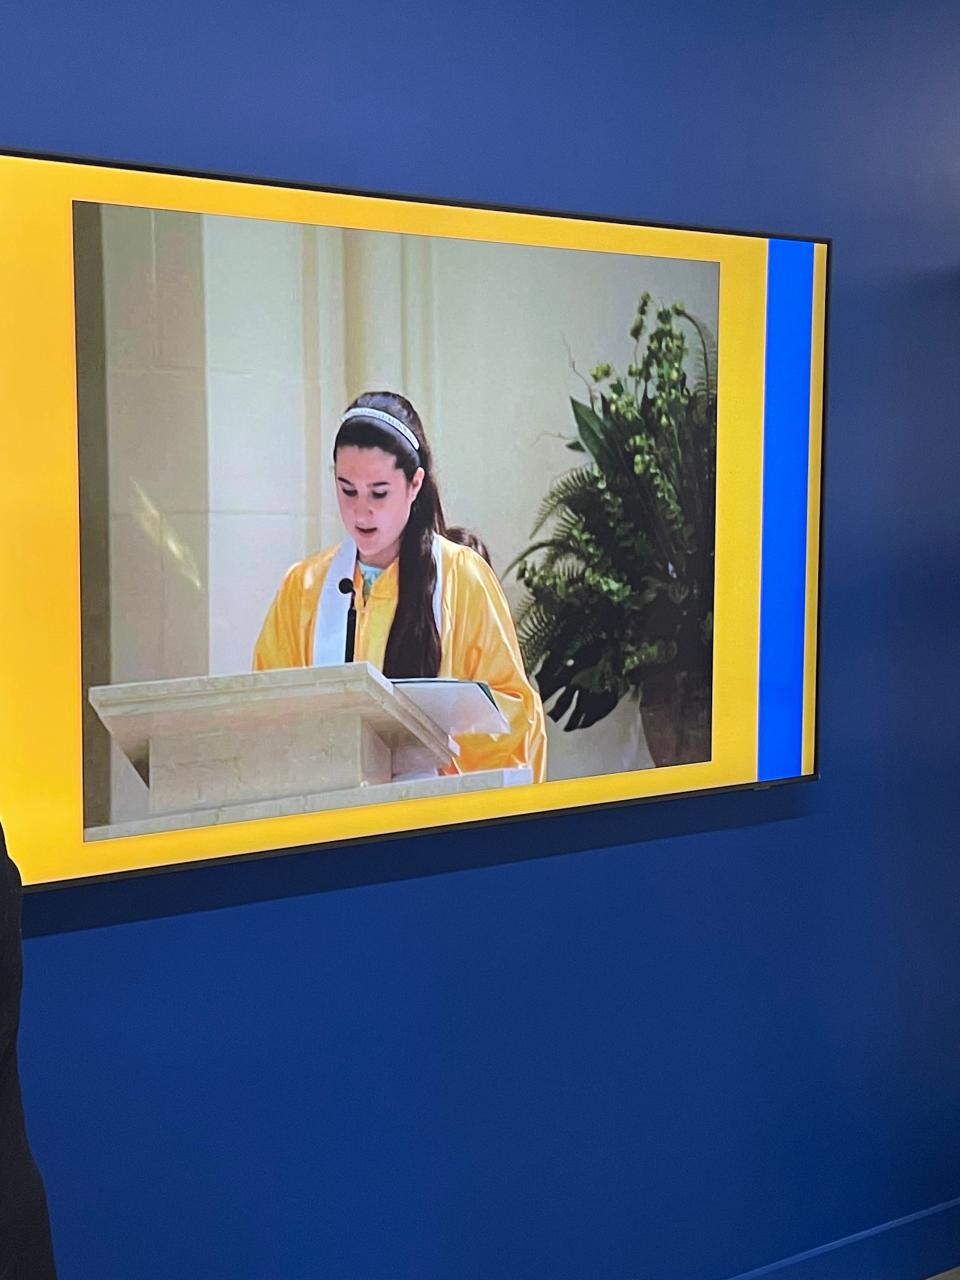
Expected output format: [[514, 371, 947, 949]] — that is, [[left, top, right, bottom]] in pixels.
[[392, 679, 510, 735]]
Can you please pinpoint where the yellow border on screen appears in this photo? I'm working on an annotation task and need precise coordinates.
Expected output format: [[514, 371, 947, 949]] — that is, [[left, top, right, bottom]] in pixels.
[[0, 154, 768, 885]]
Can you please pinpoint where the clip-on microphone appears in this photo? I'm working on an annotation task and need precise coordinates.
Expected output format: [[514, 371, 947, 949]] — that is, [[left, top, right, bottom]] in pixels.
[[339, 578, 357, 662]]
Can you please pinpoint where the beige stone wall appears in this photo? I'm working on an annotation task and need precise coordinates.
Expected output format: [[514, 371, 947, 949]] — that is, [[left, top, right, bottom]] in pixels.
[[203, 214, 314, 676], [100, 206, 209, 820]]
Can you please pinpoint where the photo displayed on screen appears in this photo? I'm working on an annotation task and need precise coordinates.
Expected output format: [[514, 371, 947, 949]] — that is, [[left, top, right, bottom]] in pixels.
[[74, 202, 719, 840]]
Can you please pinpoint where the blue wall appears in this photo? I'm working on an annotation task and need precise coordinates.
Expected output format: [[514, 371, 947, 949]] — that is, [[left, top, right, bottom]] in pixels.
[[9, 1, 960, 1276]]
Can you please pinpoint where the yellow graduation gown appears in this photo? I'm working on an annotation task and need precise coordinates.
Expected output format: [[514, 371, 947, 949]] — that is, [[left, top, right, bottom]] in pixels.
[[253, 535, 547, 782]]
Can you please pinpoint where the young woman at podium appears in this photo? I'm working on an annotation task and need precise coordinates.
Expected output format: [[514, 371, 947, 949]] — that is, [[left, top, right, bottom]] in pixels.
[[253, 391, 547, 782]]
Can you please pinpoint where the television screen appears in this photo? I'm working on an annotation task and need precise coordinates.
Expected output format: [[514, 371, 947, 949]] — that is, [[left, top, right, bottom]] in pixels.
[[0, 153, 827, 884]]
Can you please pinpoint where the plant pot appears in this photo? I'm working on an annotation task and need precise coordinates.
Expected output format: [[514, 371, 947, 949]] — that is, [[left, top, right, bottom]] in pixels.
[[641, 694, 711, 768]]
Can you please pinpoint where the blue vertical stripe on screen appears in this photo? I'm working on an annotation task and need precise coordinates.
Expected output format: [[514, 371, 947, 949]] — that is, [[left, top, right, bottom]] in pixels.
[[757, 239, 814, 781]]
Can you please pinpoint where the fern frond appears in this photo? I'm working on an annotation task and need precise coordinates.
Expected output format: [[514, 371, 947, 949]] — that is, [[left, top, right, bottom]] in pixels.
[[531, 466, 599, 536]]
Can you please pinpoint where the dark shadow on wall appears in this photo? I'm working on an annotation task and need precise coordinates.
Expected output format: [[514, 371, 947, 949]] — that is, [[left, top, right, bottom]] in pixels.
[[22, 780, 814, 938]]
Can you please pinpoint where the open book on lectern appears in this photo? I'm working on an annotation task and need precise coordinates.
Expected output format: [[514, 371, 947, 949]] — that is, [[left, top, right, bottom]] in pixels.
[[391, 678, 510, 737]]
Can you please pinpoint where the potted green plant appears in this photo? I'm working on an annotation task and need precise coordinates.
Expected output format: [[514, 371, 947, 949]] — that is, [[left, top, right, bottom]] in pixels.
[[509, 293, 717, 767]]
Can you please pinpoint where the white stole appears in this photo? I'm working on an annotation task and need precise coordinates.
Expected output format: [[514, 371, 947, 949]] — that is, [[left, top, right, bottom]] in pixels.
[[311, 534, 444, 667]]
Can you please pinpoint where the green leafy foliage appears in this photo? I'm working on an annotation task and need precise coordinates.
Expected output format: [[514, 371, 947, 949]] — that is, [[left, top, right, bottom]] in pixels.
[[510, 294, 717, 737]]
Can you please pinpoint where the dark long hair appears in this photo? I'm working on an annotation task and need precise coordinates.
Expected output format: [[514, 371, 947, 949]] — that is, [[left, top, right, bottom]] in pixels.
[[334, 391, 446, 678]]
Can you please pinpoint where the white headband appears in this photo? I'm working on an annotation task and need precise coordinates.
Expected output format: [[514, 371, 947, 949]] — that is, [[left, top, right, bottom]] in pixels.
[[339, 406, 421, 454]]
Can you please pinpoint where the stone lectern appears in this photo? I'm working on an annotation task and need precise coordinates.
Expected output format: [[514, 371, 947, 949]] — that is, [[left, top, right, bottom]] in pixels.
[[87, 663, 531, 840]]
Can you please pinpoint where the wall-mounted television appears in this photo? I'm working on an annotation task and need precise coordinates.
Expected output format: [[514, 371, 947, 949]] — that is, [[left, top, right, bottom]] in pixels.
[[0, 152, 828, 885]]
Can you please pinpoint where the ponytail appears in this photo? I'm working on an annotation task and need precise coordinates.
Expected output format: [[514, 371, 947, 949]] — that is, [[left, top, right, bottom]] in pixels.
[[385, 471, 445, 678]]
